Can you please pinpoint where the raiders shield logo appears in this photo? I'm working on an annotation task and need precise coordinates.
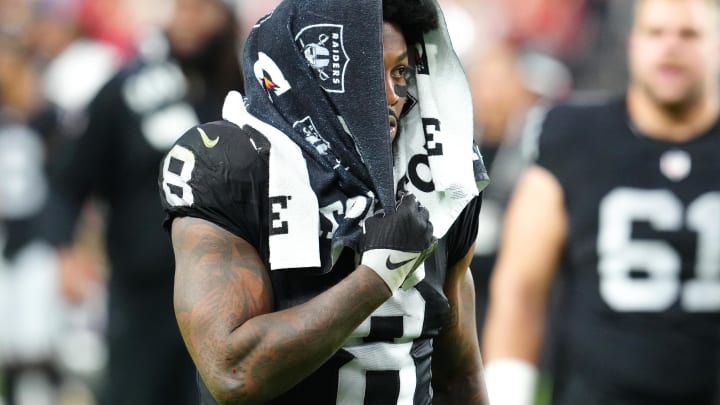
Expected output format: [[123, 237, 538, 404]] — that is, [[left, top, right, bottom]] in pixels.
[[293, 116, 331, 155], [295, 24, 349, 93]]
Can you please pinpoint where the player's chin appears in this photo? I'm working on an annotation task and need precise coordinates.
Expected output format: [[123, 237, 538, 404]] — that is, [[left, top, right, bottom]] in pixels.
[[646, 84, 700, 109]]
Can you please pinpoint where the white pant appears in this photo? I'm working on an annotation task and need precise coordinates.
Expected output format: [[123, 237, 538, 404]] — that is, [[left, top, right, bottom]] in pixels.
[[0, 240, 62, 365]]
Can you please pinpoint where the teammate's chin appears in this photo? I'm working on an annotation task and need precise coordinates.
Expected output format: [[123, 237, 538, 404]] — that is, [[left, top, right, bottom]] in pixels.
[[641, 80, 703, 114]]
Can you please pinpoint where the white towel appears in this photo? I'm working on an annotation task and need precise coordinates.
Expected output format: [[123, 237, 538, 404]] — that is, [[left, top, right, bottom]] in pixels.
[[393, 1, 487, 238], [223, 91, 321, 270]]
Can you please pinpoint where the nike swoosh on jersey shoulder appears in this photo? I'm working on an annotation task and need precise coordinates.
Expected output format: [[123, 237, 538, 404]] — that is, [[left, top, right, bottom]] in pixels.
[[178, 121, 271, 174], [198, 127, 219, 148]]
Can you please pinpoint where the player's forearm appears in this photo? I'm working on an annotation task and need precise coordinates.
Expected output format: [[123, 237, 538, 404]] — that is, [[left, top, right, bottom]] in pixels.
[[483, 289, 545, 363], [483, 264, 547, 364], [210, 265, 391, 404], [433, 371, 488, 405], [433, 269, 488, 405], [433, 346, 487, 405], [434, 330, 488, 405], [481, 289, 545, 405]]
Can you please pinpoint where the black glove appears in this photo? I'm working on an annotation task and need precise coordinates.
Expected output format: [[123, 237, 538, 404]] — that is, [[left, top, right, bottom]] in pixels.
[[360, 194, 437, 292]]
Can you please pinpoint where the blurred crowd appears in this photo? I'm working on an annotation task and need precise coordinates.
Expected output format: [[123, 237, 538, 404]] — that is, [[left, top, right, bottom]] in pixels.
[[0, 0, 637, 404]]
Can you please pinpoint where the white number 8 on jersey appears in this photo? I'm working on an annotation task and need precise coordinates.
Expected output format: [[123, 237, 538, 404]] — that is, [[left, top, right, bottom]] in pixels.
[[161, 145, 196, 207]]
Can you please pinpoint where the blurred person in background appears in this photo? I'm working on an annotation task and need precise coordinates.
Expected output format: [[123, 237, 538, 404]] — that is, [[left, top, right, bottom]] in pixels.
[[73, 0, 137, 59], [0, 27, 62, 405], [37, 0, 244, 404], [0, 0, 120, 402], [483, 0, 720, 404], [466, 43, 571, 344], [30, 0, 123, 126]]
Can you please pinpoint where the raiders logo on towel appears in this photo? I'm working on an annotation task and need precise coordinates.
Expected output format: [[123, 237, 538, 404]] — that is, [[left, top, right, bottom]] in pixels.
[[295, 24, 349, 93]]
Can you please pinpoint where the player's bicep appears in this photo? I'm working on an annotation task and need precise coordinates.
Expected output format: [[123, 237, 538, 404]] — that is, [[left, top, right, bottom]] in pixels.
[[171, 216, 273, 368]]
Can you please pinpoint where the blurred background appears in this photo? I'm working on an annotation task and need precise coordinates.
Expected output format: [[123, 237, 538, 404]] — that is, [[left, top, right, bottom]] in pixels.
[[0, 0, 633, 404]]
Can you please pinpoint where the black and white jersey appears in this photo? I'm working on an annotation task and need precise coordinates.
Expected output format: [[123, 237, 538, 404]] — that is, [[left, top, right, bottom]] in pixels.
[[159, 120, 481, 405], [537, 96, 720, 405]]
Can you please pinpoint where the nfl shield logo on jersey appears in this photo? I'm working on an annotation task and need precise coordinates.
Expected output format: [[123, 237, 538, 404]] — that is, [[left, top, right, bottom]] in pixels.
[[660, 149, 692, 182]]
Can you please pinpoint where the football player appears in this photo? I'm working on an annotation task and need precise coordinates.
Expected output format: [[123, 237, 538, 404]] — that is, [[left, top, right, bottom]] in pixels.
[[159, 0, 489, 403], [483, 0, 720, 404], [39, 1, 244, 404]]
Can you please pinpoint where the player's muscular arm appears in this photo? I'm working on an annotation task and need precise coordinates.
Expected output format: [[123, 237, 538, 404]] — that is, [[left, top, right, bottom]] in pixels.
[[172, 216, 392, 405], [483, 165, 566, 363], [173, 194, 436, 405], [482, 165, 567, 404], [432, 244, 489, 405]]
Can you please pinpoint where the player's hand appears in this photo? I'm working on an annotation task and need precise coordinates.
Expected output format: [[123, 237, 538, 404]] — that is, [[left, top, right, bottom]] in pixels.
[[360, 194, 437, 292]]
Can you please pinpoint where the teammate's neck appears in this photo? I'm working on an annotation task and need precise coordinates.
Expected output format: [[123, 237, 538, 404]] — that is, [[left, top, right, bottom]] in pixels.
[[627, 85, 720, 142]]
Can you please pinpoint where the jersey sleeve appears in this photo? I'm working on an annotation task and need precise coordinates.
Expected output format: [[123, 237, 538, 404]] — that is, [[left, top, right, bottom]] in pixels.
[[535, 104, 573, 171], [535, 99, 612, 198], [445, 195, 482, 268], [158, 120, 269, 252], [535, 99, 620, 197]]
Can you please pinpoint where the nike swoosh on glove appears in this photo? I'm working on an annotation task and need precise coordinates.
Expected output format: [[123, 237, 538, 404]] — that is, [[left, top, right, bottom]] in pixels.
[[360, 194, 437, 292]]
